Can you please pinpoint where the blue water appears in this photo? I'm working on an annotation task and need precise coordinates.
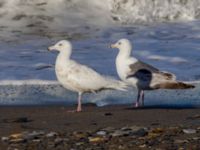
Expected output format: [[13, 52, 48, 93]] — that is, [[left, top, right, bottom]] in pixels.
[[0, 21, 199, 107], [0, 0, 200, 106], [1, 21, 200, 81]]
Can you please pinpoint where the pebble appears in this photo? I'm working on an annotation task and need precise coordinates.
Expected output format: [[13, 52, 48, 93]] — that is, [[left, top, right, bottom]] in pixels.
[[76, 142, 84, 146], [9, 138, 25, 143], [24, 131, 45, 140], [1, 136, 9, 142], [1, 126, 200, 149], [73, 131, 86, 139], [111, 130, 132, 137], [32, 139, 41, 143], [151, 127, 165, 134], [132, 128, 148, 137], [89, 137, 106, 143], [46, 131, 58, 138], [96, 131, 106, 136], [174, 139, 188, 144], [192, 137, 200, 140], [182, 129, 196, 134], [54, 137, 63, 143], [102, 127, 115, 132], [139, 144, 147, 148], [10, 133, 23, 139]]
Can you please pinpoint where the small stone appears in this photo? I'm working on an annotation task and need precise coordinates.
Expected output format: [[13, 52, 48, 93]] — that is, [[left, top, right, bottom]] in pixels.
[[1, 136, 9, 142], [54, 137, 63, 143], [102, 127, 115, 132], [174, 139, 188, 144], [46, 131, 58, 138], [183, 129, 196, 134], [192, 137, 200, 140], [111, 130, 123, 137], [76, 142, 84, 146], [96, 131, 106, 136], [10, 138, 25, 143], [130, 126, 143, 131], [139, 144, 147, 148], [131, 127, 148, 137], [151, 128, 165, 134], [10, 133, 23, 139], [187, 114, 200, 120], [24, 131, 45, 140], [54, 137, 63, 146], [32, 139, 41, 143], [147, 133, 160, 139], [73, 132, 86, 139], [121, 127, 132, 131], [147, 128, 165, 138], [111, 130, 131, 137], [89, 137, 106, 143]]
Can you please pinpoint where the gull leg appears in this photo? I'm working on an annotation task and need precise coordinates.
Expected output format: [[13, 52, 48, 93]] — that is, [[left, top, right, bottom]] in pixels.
[[76, 92, 82, 112], [67, 92, 82, 113], [141, 90, 145, 107], [134, 90, 141, 108]]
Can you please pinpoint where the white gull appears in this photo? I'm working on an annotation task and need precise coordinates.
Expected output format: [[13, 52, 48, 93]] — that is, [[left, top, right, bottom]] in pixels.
[[111, 38, 195, 107], [48, 40, 126, 112]]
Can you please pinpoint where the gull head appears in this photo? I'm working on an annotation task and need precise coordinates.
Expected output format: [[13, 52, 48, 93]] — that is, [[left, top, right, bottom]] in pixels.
[[110, 38, 132, 51], [48, 40, 72, 52]]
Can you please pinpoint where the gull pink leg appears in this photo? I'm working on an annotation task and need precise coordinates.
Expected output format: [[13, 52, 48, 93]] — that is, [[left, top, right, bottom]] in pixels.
[[67, 93, 82, 113], [76, 93, 82, 112], [141, 90, 145, 107], [134, 90, 141, 108]]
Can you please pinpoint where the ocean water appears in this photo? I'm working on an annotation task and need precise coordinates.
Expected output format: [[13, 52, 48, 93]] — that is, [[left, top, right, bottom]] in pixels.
[[0, 0, 200, 106]]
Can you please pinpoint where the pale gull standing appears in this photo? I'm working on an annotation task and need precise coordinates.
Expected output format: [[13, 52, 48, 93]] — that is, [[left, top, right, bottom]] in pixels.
[[48, 40, 126, 112], [111, 38, 195, 107]]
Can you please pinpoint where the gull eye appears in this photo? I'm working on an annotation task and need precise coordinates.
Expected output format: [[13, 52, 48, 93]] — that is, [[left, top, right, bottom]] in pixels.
[[58, 43, 62, 46], [118, 42, 121, 45]]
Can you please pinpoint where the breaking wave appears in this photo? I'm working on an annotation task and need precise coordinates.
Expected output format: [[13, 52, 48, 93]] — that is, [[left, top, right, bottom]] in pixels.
[[0, 0, 200, 31]]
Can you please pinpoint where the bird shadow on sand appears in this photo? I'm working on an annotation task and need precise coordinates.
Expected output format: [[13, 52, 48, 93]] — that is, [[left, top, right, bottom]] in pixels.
[[2, 117, 33, 123], [124, 105, 200, 110]]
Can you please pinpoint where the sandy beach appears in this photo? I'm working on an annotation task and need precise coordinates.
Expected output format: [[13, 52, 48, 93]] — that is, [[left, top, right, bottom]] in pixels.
[[1, 105, 200, 149]]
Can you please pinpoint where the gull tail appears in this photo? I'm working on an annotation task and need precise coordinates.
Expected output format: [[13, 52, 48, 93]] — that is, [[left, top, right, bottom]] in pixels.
[[104, 77, 128, 91], [156, 81, 195, 89]]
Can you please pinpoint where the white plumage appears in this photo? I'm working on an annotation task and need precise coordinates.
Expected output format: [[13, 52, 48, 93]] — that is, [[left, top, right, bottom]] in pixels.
[[48, 40, 126, 112], [111, 38, 195, 108]]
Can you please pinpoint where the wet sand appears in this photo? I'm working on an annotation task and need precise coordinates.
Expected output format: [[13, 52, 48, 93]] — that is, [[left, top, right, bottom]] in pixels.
[[1, 105, 200, 149]]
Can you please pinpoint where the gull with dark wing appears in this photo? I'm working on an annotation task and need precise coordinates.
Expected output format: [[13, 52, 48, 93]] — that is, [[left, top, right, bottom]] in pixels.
[[111, 38, 195, 107]]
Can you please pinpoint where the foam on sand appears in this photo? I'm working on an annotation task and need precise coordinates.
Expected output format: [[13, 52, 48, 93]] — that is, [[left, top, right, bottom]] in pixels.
[[0, 80, 199, 107]]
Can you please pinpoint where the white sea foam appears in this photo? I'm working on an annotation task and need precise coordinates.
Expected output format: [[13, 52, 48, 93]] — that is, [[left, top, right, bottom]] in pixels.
[[0, 80, 199, 106], [0, 0, 200, 32], [147, 55, 188, 63], [0, 79, 58, 86], [109, 0, 200, 24]]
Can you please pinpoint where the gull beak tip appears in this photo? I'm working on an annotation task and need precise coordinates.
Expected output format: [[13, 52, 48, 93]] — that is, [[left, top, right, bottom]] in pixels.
[[110, 44, 115, 48]]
